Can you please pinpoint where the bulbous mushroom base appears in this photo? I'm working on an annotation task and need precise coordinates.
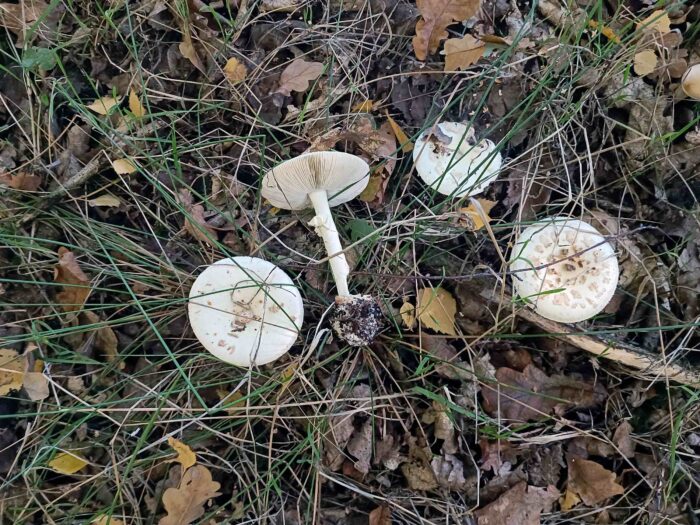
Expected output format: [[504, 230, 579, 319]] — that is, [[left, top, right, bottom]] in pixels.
[[329, 295, 383, 346]]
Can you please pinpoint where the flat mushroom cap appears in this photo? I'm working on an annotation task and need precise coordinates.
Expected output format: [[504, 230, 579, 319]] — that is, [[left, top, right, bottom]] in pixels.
[[188, 257, 304, 367], [509, 219, 619, 323], [413, 122, 502, 198], [262, 151, 371, 210]]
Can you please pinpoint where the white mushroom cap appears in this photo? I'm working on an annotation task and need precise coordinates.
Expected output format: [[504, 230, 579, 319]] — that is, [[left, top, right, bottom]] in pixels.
[[682, 64, 700, 100], [262, 151, 370, 210], [188, 257, 304, 366], [413, 122, 502, 198], [509, 219, 619, 323]]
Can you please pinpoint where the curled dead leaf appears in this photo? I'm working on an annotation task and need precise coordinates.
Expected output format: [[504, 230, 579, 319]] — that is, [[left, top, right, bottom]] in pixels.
[[54, 247, 91, 312], [412, 0, 481, 60]]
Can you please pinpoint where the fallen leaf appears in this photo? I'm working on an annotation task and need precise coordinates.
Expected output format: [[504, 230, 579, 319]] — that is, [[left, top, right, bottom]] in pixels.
[[368, 505, 392, 525], [401, 462, 438, 491], [458, 198, 497, 230], [179, 32, 206, 74], [48, 451, 88, 475], [633, 50, 658, 76], [80, 311, 119, 362], [275, 59, 324, 96], [358, 174, 384, 203], [421, 336, 475, 381], [168, 437, 196, 470], [431, 453, 473, 490], [129, 88, 146, 118], [400, 301, 416, 329], [0, 1, 50, 46], [564, 457, 624, 507], [0, 171, 42, 190], [346, 418, 372, 474], [93, 516, 125, 525], [86, 96, 120, 115], [223, 57, 247, 84], [417, 287, 457, 335], [385, 113, 413, 153], [0, 349, 24, 396], [54, 247, 91, 312], [412, 0, 481, 60], [23, 370, 49, 401], [260, 0, 300, 11], [111, 158, 137, 175], [481, 365, 606, 422], [178, 189, 217, 245], [613, 421, 635, 458], [636, 10, 671, 34], [89, 194, 122, 208], [158, 465, 222, 525], [475, 481, 559, 525], [442, 35, 485, 71], [587, 19, 621, 44], [217, 389, 245, 415], [352, 99, 375, 112]]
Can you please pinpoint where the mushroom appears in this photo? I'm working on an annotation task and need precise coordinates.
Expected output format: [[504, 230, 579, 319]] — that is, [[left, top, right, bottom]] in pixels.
[[681, 64, 700, 100], [509, 218, 619, 323], [188, 256, 304, 366], [413, 122, 502, 198], [261, 151, 383, 346]]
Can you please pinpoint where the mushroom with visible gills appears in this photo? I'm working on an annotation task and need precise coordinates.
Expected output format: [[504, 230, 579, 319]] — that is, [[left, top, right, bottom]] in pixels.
[[188, 256, 304, 366], [509, 219, 619, 323], [413, 122, 502, 198], [262, 151, 382, 346]]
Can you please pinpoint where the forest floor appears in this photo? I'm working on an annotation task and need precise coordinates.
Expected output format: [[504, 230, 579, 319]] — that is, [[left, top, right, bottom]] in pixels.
[[1, 0, 700, 524]]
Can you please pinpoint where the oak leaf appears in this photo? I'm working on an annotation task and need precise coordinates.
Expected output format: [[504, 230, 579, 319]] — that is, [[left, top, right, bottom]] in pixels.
[[417, 287, 457, 335], [54, 247, 91, 312], [474, 481, 559, 525], [168, 437, 196, 470], [275, 59, 324, 96], [442, 35, 485, 71], [412, 0, 481, 60], [636, 10, 671, 34], [158, 465, 221, 525], [564, 456, 624, 508]]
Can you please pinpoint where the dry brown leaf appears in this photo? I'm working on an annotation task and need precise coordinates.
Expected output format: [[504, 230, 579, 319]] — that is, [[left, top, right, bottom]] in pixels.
[[636, 10, 671, 34], [86, 96, 120, 115], [111, 158, 137, 175], [458, 198, 496, 230], [564, 457, 624, 507], [442, 35, 485, 71], [352, 99, 375, 112], [417, 287, 457, 335], [613, 421, 634, 458], [634, 50, 658, 76], [385, 113, 413, 153], [223, 57, 247, 84], [412, 0, 481, 60], [275, 59, 324, 96], [0, 171, 42, 191], [400, 301, 416, 329], [368, 505, 392, 525], [23, 368, 49, 401], [178, 189, 217, 245], [168, 437, 196, 470], [475, 481, 559, 525], [358, 174, 384, 203], [129, 88, 146, 118], [93, 516, 125, 525], [0, 349, 24, 396], [260, 0, 300, 11], [54, 247, 91, 312], [216, 389, 245, 415], [401, 462, 438, 491], [0, 1, 48, 36], [81, 311, 119, 362], [48, 451, 88, 475], [158, 465, 221, 525], [481, 365, 606, 422], [89, 195, 122, 208], [346, 418, 372, 474], [179, 32, 206, 74]]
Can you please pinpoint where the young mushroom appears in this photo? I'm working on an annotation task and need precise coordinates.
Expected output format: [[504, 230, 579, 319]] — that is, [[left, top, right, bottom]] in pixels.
[[509, 218, 619, 323], [413, 122, 502, 198], [188, 256, 304, 366], [262, 151, 383, 346], [681, 64, 700, 100]]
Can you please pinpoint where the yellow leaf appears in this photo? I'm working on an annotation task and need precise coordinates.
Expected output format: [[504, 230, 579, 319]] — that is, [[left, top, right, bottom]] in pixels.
[[560, 488, 581, 511], [159, 465, 221, 525], [48, 451, 88, 475], [93, 516, 125, 525], [129, 88, 146, 118], [179, 33, 206, 73], [633, 50, 657, 76], [359, 173, 384, 202], [167, 436, 196, 470], [352, 99, 375, 112], [636, 10, 671, 34], [86, 96, 120, 115], [217, 388, 245, 415], [111, 158, 137, 175], [442, 35, 485, 71], [385, 112, 413, 153], [54, 247, 91, 312], [417, 287, 457, 335], [0, 349, 24, 396], [89, 194, 122, 207], [458, 198, 497, 230], [587, 20, 621, 44], [400, 301, 416, 330], [224, 57, 247, 84]]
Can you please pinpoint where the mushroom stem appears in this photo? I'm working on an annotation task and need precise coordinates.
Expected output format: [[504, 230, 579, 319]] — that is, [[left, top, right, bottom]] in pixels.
[[308, 189, 351, 297]]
